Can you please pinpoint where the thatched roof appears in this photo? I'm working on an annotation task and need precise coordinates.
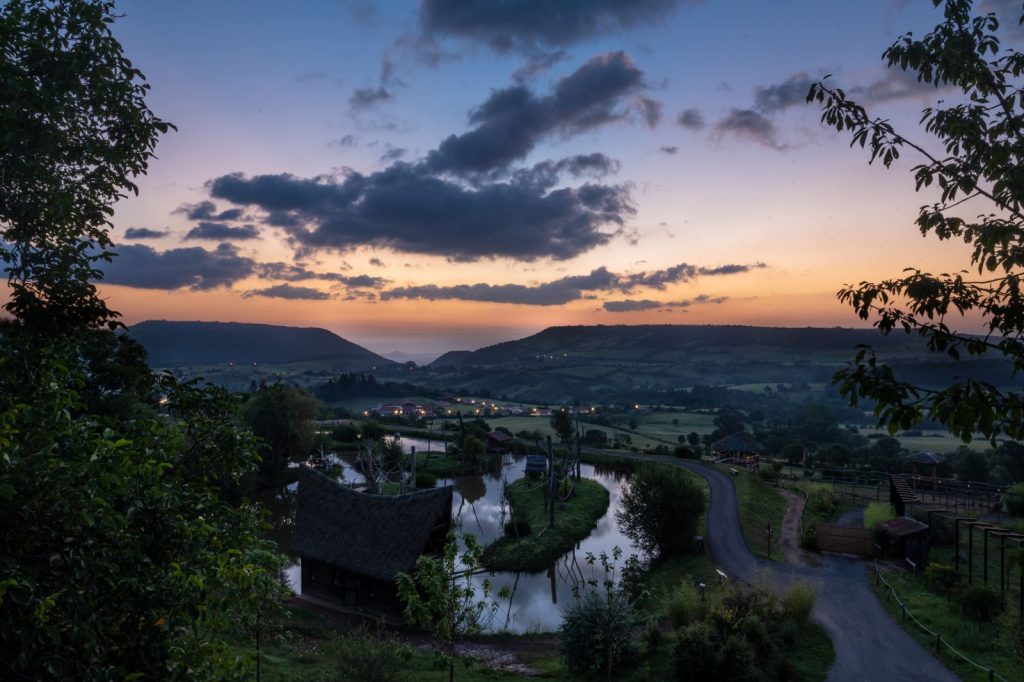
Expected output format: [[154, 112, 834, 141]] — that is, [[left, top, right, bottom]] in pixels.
[[487, 430, 512, 442], [904, 451, 944, 465], [710, 432, 765, 454], [294, 466, 453, 582]]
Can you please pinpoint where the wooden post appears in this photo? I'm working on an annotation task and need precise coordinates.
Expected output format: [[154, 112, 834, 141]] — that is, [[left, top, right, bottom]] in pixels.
[[984, 528, 989, 585], [547, 436, 555, 529], [955, 518, 961, 573], [410, 446, 416, 489]]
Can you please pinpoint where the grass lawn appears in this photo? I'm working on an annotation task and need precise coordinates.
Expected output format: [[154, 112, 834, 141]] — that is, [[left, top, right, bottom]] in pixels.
[[720, 466, 787, 561], [482, 477, 610, 572], [871, 566, 1023, 682]]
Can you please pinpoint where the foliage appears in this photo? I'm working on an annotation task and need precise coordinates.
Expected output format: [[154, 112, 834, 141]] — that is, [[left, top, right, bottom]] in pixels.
[[550, 407, 575, 444], [334, 624, 411, 682], [960, 585, 1002, 622], [1005, 482, 1024, 516], [396, 532, 509, 682], [0, 3, 285, 679], [925, 562, 961, 598], [864, 502, 897, 529], [666, 581, 705, 629], [503, 506, 532, 538], [800, 525, 819, 551], [811, 0, 1024, 443], [243, 383, 320, 483], [1, 0, 173, 333], [616, 464, 707, 558], [782, 581, 818, 624], [415, 470, 438, 489], [558, 548, 637, 677]]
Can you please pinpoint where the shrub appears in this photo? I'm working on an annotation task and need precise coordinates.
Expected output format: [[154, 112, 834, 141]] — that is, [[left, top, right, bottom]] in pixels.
[[672, 623, 721, 681], [674, 446, 698, 459], [960, 586, 1002, 622], [335, 625, 409, 682], [924, 562, 960, 598], [414, 471, 438, 489], [331, 422, 361, 443], [616, 464, 707, 557], [782, 581, 817, 624], [1005, 482, 1024, 516], [799, 525, 818, 551], [667, 582, 704, 629], [558, 589, 637, 675], [758, 468, 779, 483], [864, 502, 896, 529]]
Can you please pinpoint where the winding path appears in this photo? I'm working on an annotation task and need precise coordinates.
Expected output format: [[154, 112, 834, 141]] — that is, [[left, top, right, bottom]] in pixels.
[[633, 455, 960, 682]]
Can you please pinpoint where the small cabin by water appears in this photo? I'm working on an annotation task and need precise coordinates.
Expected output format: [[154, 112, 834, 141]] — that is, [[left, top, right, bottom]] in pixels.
[[293, 466, 452, 612]]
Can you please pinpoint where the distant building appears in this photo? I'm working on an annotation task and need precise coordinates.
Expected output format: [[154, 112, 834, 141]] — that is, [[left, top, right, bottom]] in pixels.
[[710, 432, 765, 468], [294, 466, 452, 612], [485, 430, 513, 453]]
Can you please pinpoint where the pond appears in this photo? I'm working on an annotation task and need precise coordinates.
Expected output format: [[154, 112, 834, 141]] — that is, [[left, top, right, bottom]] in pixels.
[[268, 443, 641, 633]]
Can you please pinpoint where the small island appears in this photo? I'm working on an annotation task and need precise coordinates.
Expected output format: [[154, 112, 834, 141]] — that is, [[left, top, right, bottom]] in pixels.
[[482, 476, 610, 573]]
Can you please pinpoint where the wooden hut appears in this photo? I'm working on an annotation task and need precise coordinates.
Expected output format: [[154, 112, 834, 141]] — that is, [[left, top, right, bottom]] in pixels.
[[903, 451, 944, 490], [710, 432, 766, 469], [485, 430, 513, 453], [294, 466, 452, 612], [877, 516, 930, 572]]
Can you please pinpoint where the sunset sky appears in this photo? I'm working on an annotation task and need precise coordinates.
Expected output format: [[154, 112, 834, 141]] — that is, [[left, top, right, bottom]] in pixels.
[[99, 0, 1020, 359]]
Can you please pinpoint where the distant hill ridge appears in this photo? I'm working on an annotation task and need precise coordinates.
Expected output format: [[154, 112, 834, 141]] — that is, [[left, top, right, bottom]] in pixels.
[[428, 324, 943, 368], [127, 320, 393, 368]]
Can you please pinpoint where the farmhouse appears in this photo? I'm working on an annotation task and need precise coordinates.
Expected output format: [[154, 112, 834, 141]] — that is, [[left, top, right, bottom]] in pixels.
[[294, 466, 452, 612]]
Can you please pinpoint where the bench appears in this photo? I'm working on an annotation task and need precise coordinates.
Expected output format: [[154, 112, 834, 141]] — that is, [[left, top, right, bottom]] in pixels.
[[729, 467, 739, 476]]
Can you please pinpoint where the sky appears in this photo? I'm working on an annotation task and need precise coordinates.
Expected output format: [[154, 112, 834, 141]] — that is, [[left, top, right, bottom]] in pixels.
[[98, 0, 1022, 359]]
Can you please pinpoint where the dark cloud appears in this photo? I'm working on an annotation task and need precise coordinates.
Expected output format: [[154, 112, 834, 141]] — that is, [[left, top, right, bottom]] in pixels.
[[335, 134, 359, 147], [254, 262, 386, 287], [243, 284, 332, 301], [184, 222, 261, 241], [349, 86, 392, 110], [512, 49, 568, 82], [208, 166, 633, 261], [174, 200, 244, 222], [980, 0, 1024, 41], [420, 0, 684, 53], [849, 69, 950, 104], [603, 294, 728, 312], [103, 243, 255, 290], [635, 96, 663, 128], [123, 227, 169, 239], [659, 145, 678, 155], [715, 109, 787, 150], [425, 51, 645, 175], [754, 72, 815, 113], [381, 261, 760, 306], [676, 108, 705, 130], [369, 257, 385, 267], [380, 146, 407, 162]]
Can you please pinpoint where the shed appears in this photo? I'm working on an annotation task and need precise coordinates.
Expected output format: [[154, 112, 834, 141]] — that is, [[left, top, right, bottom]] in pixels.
[[525, 454, 548, 476], [903, 451, 944, 489], [486, 430, 513, 453], [877, 516, 931, 571], [294, 466, 452, 611], [710, 432, 765, 468]]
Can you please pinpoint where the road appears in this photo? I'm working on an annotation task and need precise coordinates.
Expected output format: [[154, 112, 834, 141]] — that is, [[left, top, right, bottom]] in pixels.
[[636, 455, 960, 682]]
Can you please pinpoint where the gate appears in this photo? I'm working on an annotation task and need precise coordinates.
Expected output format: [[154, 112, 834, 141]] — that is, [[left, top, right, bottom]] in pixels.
[[815, 524, 874, 557]]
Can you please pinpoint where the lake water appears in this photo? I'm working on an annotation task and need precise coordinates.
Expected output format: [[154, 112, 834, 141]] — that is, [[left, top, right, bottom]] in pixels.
[[273, 442, 640, 633]]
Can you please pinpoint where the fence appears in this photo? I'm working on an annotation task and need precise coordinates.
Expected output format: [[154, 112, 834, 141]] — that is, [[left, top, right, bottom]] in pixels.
[[874, 562, 1008, 682]]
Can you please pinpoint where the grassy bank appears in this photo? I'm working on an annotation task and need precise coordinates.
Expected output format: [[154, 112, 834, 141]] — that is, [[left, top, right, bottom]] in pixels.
[[871, 566, 1022, 682], [720, 466, 787, 561], [483, 477, 610, 572]]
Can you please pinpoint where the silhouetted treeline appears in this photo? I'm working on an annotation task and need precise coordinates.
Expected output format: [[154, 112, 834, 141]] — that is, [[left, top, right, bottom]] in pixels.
[[314, 372, 440, 402]]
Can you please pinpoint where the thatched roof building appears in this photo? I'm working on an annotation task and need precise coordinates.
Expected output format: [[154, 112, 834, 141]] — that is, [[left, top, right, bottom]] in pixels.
[[294, 466, 452, 609], [710, 432, 765, 454]]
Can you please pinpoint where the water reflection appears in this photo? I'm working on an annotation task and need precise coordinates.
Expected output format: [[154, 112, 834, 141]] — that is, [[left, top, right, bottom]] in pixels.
[[265, 443, 640, 633]]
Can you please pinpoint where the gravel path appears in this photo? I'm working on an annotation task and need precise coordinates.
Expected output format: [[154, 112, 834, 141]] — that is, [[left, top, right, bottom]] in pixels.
[[778, 488, 813, 567], [623, 454, 960, 682]]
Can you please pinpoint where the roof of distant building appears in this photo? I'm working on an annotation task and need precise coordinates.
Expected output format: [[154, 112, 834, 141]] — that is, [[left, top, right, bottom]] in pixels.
[[710, 431, 766, 453]]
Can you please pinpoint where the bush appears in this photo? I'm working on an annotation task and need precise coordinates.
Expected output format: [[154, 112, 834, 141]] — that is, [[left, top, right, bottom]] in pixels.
[[331, 422, 361, 443], [799, 525, 818, 551], [674, 446, 698, 459], [782, 581, 817, 624], [414, 471, 438, 489], [864, 502, 896, 529], [559, 589, 637, 675], [616, 464, 707, 557], [1005, 482, 1024, 516], [924, 562, 960, 598], [335, 625, 409, 682], [960, 586, 1002, 622], [666, 582, 704, 629], [758, 468, 779, 483], [673, 622, 759, 681]]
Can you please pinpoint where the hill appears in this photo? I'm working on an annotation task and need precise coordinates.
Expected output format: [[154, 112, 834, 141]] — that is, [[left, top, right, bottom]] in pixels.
[[411, 324, 1014, 403], [127, 320, 393, 369]]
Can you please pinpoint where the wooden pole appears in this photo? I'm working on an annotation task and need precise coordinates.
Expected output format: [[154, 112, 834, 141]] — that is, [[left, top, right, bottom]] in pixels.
[[548, 436, 555, 529], [410, 446, 416, 489]]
